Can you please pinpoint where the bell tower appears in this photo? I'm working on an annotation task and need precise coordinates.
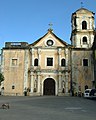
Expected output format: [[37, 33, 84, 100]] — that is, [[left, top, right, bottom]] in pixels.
[[70, 8, 95, 48]]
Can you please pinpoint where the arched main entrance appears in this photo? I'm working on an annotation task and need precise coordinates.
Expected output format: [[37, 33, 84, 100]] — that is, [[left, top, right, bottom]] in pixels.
[[43, 78, 55, 95]]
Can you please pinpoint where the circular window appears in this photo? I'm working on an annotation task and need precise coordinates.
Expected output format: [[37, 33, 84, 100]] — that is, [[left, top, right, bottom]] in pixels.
[[46, 40, 54, 46]]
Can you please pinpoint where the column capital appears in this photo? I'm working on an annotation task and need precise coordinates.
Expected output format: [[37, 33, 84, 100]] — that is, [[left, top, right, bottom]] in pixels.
[[58, 48, 61, 55], [30, 48, 34, 54], [36, 66, 41, 72], [30, 71, 34, 76], [37, 71, 41, 76], [38, 48, 41, 54], [30, 66, 34, 72]]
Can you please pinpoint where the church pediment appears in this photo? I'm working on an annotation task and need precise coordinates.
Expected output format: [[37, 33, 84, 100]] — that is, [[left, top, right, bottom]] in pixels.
[[29, 30, 67, 47]]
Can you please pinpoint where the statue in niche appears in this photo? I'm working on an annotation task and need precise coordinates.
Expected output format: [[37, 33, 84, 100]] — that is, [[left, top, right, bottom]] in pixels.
[[62, 81, 65, 93], [34, 80, 37, 92]]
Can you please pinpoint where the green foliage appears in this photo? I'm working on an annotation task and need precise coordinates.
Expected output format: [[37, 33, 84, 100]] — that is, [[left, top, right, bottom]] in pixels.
[[0, 73, 4, 85]]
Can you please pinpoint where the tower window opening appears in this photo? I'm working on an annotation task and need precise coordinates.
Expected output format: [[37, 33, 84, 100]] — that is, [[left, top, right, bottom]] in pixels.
[[83, 37, 87, 44], [82, 21, 87, 29], [83, 59, 88, 66]]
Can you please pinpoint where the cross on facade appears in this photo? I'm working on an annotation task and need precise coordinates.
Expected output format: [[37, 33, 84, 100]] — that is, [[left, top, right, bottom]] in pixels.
[[81, 2, 84, 8], [48, 22, 53, 31]]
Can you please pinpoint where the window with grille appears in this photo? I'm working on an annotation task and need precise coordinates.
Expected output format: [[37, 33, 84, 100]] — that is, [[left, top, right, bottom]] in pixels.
[[11, 59, 18, 66], [47, 58, 53, 66], [83, 59, 88, 66]]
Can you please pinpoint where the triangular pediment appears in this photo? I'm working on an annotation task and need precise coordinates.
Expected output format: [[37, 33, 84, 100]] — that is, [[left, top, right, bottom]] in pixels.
[[29, 30, 67, 47]]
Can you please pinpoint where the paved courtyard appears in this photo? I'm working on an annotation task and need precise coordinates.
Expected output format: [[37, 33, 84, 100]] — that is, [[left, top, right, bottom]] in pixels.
[[0, 96, 96, 120]]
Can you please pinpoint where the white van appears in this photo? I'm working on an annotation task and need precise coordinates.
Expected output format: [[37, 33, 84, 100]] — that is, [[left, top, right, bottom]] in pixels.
[[84, 89, 96, 99], [84, 89, 92, 98]]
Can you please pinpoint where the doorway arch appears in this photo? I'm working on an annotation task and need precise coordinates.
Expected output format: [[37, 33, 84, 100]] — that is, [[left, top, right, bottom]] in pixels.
[[43, 78, 55, 95]]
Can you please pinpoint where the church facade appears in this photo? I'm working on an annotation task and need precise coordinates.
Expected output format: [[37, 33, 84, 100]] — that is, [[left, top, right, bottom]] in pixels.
[[1, 8, 95, 96]]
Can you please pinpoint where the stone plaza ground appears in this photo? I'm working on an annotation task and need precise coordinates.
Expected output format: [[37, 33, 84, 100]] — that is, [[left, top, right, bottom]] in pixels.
[[0, 96, 96, 120]]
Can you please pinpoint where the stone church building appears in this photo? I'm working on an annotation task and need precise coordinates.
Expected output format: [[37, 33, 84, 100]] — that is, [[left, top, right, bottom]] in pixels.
[[1, 8, 95, 96]]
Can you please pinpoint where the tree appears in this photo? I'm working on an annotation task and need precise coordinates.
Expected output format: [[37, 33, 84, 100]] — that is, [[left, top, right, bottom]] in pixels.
[[0, 73, 4, 85]]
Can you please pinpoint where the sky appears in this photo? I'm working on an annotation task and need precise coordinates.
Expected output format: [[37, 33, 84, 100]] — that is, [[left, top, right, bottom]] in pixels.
[[0, 0, 96, 49]]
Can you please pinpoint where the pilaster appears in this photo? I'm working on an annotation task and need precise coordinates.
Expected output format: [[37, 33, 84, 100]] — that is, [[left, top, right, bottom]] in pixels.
[[23, 50, 29, 90], [30, 72, 34, 93], [31, 48, 34, 66], [38, 48, 41, 66], [65, 73, 69, 94], [58, 48, 61, 67], [37, 72, 41, 95], [65, 48, 68, 66], [58, 72, 62, 95]]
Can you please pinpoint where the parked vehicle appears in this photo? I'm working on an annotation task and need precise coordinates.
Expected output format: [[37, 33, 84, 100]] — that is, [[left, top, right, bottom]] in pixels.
[[84, 89, 92, 98], [89, 89, 96, 99], [84, 89, 96, 99]]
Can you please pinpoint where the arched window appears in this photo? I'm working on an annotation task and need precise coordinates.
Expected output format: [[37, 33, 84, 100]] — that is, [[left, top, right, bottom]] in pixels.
[[83, 37, 87, 44], [34, 58, 38, 66], [61, 59, 66, 67], [12, 85, 15, 89], [82, 21, 87, 29]]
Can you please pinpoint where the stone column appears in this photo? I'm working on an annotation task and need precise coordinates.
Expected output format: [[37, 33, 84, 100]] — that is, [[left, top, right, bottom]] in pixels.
[[65, 48, 68, 66], [30, 72, 34, 93], [89, 17, 92, 30], [58, 48, 61, 67], [31, 48, 34, 66], [65, 81, 68, 93], [65, 73, 69, 93], [76, 18, 79, 29], [38, 48, 41, 66], [37, 72, 41, 95], [58, 72, 62, 94], [23, 50, 29, 91]]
